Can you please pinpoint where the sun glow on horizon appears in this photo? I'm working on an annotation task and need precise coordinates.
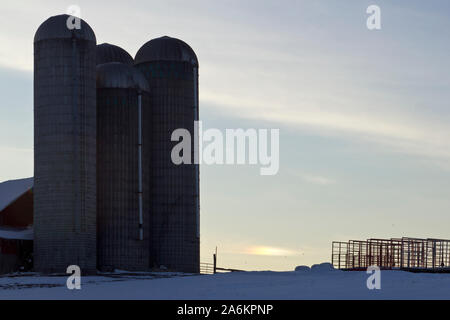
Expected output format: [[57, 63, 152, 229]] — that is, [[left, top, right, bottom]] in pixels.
[[245, 246, 298, 257]]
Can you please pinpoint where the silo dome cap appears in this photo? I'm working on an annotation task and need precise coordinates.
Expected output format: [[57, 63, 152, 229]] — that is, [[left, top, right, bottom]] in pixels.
[[34, 14, 96, 43], [96, 43, 134, 66], [134, 36, 198, 67], [96, 62, 150, 92]]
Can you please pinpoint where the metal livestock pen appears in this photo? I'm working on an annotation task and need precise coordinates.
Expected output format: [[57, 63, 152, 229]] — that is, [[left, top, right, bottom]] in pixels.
[[332, 237, 450, 272]]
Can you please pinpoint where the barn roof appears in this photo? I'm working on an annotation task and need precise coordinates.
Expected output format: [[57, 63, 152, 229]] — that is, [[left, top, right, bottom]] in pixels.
[[0, 178, 33, 212]]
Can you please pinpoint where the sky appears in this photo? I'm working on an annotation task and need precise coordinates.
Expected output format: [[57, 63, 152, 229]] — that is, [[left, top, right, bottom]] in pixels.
[[0, 0, 450, 271]]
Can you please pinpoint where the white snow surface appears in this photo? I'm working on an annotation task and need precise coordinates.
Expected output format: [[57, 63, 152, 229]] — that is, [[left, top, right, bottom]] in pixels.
[[1, 268, 450, 299], [0, 177, 33, 211]]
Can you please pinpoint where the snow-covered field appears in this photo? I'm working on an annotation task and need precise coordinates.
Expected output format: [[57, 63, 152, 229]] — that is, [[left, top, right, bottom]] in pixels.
[[1, 265, 450, 299]]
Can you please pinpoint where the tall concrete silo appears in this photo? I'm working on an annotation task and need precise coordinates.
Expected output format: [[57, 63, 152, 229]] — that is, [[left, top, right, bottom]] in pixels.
[[96, 43, 133, 66], [34, 14, 97, 273], [96, 62, 151, 271], [134, 36, 200, 273]]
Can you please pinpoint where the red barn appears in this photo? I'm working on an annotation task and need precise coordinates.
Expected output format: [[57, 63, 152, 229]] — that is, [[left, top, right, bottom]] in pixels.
[[0, 178, 33, 273]]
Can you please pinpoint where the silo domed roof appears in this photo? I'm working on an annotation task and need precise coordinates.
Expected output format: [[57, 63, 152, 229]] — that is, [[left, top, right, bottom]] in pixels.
[[96, 43, 133, 66], [34, 14, 96, 43], [96, 62, 150, 92], [134, 36, 198, 67]]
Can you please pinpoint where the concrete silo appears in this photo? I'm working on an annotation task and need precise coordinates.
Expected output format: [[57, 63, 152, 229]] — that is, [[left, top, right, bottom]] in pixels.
[[96, 43, 134, 66], [96, 62, 151, 271], [134, 36, 200, 273], [33, 14, 97, 273]]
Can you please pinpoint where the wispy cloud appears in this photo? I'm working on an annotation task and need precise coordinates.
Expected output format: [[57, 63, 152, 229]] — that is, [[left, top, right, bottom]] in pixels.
[[285, 169, 336, 186], [202, 91, 450, 168], [300, 174, 336, 186]]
